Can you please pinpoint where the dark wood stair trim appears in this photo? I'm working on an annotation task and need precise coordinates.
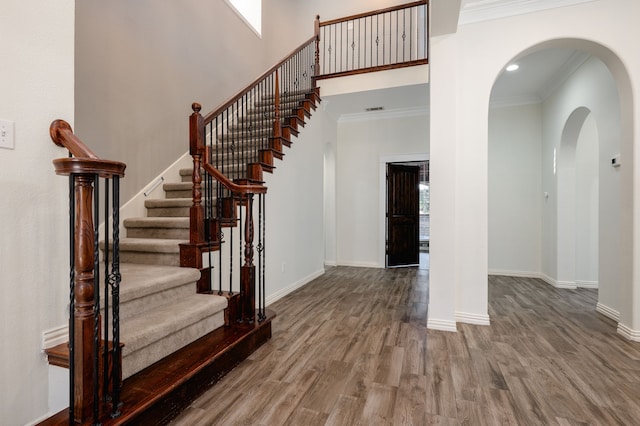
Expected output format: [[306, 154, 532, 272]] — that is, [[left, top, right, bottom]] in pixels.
[[39, 311, 275, 426]]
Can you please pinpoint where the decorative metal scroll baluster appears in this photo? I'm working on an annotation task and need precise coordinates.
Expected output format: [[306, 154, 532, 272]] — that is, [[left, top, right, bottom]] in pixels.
[[103, 181, 110, 407], [68, 174, 76, 425], [92, 177, 100, 424], [109, 176, 122, 418], [257, 193, 266, 322]]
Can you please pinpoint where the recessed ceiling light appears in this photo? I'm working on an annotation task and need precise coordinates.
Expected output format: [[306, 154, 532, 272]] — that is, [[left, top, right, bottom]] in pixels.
[[506, 63, 519, 72]]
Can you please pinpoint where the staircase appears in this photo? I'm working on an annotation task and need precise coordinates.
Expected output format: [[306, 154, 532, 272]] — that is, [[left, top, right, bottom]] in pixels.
[[43, 85, 320, 425]]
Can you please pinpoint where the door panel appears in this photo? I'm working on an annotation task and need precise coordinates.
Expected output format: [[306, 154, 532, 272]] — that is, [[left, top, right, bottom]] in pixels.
[[387, 164, 419, 267]]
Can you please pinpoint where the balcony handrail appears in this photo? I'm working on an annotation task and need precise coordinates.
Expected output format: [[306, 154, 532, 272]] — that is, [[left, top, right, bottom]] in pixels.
[[319, 0, 428, 27]]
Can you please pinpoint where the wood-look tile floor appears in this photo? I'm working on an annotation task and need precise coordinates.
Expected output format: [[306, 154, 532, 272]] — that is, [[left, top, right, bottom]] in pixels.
[[171, 268, 640, 425]]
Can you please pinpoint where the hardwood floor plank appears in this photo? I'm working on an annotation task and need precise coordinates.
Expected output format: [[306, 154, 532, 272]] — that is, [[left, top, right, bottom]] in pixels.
[[169, 269, 640, 425], [360, 382, 397, 426], [324, 395, 365, 426], [392, 373, 428, 425]]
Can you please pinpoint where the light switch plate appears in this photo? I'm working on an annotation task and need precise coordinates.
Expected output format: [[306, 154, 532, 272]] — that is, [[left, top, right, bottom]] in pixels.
[[0, 119, 15, 149]]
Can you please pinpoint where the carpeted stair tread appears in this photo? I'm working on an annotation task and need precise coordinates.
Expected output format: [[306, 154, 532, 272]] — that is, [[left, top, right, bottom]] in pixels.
[[117, 238, 184, 253], [116, 263, 200, 310], [121, 293, 227, 356]]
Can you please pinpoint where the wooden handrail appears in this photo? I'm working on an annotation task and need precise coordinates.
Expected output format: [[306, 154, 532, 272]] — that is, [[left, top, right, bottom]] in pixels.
[[50, 119, 98, 160], [202, 36, 316, 124], [202, 156, 267, 195], [319, 0, 428, 27], [50, 120, 126, 178]]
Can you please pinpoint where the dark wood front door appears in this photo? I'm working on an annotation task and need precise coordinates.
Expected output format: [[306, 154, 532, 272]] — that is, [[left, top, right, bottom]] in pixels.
[[386, 163, 419, 267]]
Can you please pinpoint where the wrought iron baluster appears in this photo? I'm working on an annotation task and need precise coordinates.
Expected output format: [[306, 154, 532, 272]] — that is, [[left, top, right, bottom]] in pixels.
[[261, 193, 266, 321], [103, 178, 110, 405], [383, 13, 386, 65], [110, 176, 122, 418], [396, 10, 399, 63], [257, 193, 262, 321], [402, 9, 407, 61], [68, 174, 76, 425], [239, 193, 243, 303], [92, 174, 100, 424]]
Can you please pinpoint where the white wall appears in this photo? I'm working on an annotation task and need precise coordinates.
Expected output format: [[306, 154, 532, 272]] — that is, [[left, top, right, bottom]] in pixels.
[[263, 106, 336, 303], [75, 0, 295, 203], [336, 112, 429, 267], [488, 104, 542, 276], [574, 113, 599, 287], [542, 57, 621, 309], [0, 1, 74, 425], [429, 0, 639, 334]]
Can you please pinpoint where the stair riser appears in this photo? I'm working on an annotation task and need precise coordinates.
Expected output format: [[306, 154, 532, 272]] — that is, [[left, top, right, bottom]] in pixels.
[[165, 189, 192, 199], [147, 207, 190, 217], [127, 227, 189, 239], [122, 310, 225, 378], [119, 251, 180, 267]]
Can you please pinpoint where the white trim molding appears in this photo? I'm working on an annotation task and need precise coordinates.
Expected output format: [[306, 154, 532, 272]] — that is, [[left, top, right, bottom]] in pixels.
[[617, 323, 640, 342], [488, 269, 540, 278], [265, 269, 325, 306], [596, 303, 620, 322], [427, 318, 457, 332], [576, 280, 598, 289], [456, 312, 491, 326], [42, 325, 68, 350], [459, 0, 598, 25], [337, 261, 383, 269], [539, 273, 578, 289]]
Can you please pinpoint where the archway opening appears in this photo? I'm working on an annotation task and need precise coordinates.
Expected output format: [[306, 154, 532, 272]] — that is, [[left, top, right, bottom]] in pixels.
[[488, 41, 627, 327]]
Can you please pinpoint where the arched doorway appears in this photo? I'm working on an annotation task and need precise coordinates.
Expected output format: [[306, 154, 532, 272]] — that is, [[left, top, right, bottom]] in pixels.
[[488, 43, 627, 330], [557, 108, 600, 289]]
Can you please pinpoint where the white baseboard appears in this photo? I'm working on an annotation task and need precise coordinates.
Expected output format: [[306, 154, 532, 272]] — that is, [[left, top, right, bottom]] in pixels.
[[596, 303, 620, 322], [42, 325, 68, 350], [617, 323, 640, 342], [456, 311, 490, 326], [539, 273, 577, 289], [488, 269, 539, 278], [265, 269, 325, 306], [337, 261, 383, 268], [538, 273, 557, 287], [324, 260, 337, 267], [427, 318, 457, 332], [555, 280, 578, 289], [576, 280, 598, 289]]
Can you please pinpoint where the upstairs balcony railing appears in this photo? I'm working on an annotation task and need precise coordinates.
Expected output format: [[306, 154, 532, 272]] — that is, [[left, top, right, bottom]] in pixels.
[[316, 0, 429, 79]]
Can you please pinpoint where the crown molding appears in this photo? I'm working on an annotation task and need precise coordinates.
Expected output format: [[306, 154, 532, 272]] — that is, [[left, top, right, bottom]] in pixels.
[[490, 94, 541, 109], [459, 0, 598, 25]]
